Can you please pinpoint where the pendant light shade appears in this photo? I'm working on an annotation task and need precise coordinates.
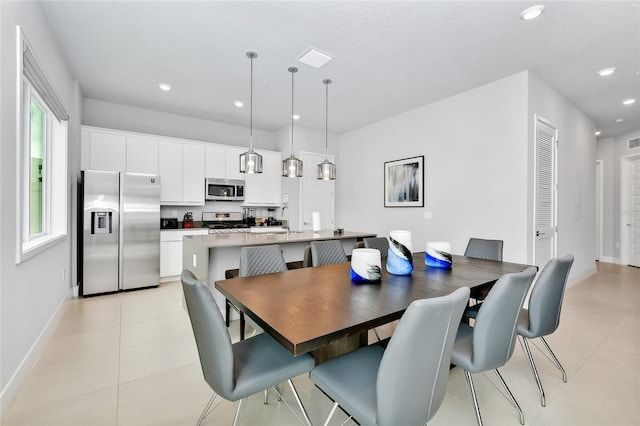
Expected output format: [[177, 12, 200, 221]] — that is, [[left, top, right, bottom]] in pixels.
[[318, 78, 336, 180], [240, 51, 263, 174], [282, 66, 303, 177]]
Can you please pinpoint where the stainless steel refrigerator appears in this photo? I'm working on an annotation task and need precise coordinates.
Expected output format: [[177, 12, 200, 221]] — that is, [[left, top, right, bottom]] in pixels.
[[79, 170, 160, 296]]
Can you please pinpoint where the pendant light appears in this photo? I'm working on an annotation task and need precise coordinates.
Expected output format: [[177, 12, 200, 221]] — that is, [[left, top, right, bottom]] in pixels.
[[282, 66, 303, 177], [239, 51, 263, 174], [317, 78, 336, 180]]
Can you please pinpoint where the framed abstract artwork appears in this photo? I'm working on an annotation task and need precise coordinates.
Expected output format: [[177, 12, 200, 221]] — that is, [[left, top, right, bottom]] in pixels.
[[384, 155, 424, 207]]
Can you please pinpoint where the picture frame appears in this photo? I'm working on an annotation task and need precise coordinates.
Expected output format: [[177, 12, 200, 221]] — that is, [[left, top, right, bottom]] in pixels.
[[384, 155, 424, 207]]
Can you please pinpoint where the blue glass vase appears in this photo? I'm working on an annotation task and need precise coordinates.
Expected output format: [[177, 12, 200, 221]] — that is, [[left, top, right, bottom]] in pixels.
[[386, 230, 413, 275], [425, 242, 452, 269]]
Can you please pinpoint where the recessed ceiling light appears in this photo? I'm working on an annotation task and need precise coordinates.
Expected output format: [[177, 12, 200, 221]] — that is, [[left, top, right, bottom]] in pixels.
[[234, 101, 244, 108], [595, 131, 601, 136], [158, 83, 171, 91], [616, 118, 624, 123], [297, 47, 333, 69], [520, 5, 545, 20], [598, 68, 616, 77], [292, 114, 300, 120], [623, 98, 637, 105]]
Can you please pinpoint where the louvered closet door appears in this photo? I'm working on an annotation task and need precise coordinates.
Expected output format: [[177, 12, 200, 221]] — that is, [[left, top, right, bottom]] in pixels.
[[629, 158, 640, 267], [534, 119, 557, 268]]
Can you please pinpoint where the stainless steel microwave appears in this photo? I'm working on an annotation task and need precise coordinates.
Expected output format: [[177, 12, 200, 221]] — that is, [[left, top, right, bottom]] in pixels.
[[205, 178, 245, 201]]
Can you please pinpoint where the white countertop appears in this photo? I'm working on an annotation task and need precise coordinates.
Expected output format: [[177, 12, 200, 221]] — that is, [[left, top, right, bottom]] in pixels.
[[184, 230, 376, 249]]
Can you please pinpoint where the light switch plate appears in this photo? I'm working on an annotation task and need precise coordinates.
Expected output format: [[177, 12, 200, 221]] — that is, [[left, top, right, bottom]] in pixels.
[[424, 211, 432, 220]]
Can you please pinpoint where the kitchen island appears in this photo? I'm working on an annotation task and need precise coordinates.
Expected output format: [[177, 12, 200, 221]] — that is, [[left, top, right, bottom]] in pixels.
[[182, 230, 377, 316]]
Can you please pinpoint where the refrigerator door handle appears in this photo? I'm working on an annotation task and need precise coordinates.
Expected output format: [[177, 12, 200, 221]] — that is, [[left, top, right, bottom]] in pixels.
[[118, 173, 124, 291]]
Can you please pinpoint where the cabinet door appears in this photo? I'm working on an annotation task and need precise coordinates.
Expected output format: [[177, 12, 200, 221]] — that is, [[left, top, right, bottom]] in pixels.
[[160, 240, 182, 278], [158, 140, 183, 203], [225, 147, 246, 181], [182, 144, 205, 204], [88, 131, 126, 171], [127, 136, 158, 174], [244, 150, 282, 206], [205, 145, 226, 179]]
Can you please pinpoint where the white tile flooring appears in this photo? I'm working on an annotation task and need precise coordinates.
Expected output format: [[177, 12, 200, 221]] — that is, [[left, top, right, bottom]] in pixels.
[[2, 262, 639, 425]]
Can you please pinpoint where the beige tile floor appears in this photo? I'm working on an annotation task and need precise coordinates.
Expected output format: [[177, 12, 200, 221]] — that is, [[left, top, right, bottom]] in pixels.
[[2, 262, 639, 425]]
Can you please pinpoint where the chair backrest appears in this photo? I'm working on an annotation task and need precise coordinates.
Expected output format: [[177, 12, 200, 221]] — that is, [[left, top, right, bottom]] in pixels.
[[239, 245, 287, 277], [527, 255, 574, 337], [311, 240, 347, 267], [363, 237, 389, 256], [181, 270, 235, 399], [376, 287, 470, 425], [464, 238, 503, 261], [472, 267, 537, 371]]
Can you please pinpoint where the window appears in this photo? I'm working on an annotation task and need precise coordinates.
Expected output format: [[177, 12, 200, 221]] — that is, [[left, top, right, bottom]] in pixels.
[[16, 26, 69, 263]]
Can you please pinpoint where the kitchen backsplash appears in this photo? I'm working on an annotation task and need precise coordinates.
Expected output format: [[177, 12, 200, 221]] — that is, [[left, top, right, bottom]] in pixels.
[[160, 202, 285, 223]]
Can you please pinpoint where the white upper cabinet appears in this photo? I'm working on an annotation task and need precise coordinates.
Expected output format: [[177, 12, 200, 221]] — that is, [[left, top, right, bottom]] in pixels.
[[182, 143, 205, 204], [126, 136, 158, 174], [205, 145, 248, 181], [225, 147, 246, 181], [159, 141, 205, 206], [82, 129, 126, 171], [243, 150, 281, 206], [205, 145, 226, 179]]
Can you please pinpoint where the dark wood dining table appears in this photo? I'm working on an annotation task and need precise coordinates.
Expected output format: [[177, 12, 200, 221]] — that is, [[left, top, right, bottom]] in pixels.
[[215, 253, 533, 362]]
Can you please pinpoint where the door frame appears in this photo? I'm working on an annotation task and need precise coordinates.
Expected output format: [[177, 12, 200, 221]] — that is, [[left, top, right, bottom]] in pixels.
[[620, 153, 640, 265], [595, 160, 603, 261]]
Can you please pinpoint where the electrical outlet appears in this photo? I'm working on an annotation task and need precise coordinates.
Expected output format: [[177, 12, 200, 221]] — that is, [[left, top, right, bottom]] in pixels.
[[193, 254, 197, 268], [171, 210, 177, 217], [424, 211, 432, 220]]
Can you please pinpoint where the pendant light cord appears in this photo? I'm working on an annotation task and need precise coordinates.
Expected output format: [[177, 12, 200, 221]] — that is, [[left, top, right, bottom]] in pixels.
[[323, 79, 331, 160], [249, 54, 254, 151], [290, 68, 295, 156]]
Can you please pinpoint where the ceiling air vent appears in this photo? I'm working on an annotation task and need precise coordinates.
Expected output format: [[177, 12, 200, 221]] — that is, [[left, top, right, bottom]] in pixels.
[[629, 137, 640, 150]]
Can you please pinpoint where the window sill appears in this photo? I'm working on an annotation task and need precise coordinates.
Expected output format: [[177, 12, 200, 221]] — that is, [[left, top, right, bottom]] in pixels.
[[18, 233, 67, 264]]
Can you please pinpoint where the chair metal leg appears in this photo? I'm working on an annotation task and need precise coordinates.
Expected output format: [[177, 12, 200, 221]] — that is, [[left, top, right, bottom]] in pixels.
[[264, 388, 269, 404], [232, 398, 247, 426], [519, 337, 546, 406], [275, 384, 282, 401], [463, 370, 483, 426], [240, 313, 245, 341], [196, 393, 217, 426], [494, 369, 524, 425], [373, 328, 381, 342], [225, 299, 231, 327], [323, 402, 339, 426], [540, 336, 567, 382], [288, 379, 312, 426]]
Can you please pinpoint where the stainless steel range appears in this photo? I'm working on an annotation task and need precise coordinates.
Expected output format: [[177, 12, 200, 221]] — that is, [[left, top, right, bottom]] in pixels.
[[202, 212, 250, 234]]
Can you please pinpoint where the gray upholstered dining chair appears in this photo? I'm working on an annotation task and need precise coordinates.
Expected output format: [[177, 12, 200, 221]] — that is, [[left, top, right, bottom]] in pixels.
[[363, 237, 389, 257], [310, 287, 471, 426], [181, 270, 314, 426], [451, 267, 537, 426], [310, 240, 347, 267], [517, 254, 574, 407], [464, 237, 504, 261], [302, 245, 313, 268], [464, 237, 504, 304], [226, 245, 287, 340]]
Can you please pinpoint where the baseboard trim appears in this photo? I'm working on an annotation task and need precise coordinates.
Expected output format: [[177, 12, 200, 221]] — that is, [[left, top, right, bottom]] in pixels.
[[567, 265, 597, 288], [0, 289, 71, 415], [597, 256, 621, 264]]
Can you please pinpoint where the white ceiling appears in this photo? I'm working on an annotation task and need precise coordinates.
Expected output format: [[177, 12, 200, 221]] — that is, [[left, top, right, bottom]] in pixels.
[[40, 1, 640, 138]]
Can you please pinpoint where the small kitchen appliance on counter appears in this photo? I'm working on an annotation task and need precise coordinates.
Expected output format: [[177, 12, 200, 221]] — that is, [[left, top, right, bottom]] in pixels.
[[160, 217, 179, 229], [183, 212, 194, 228], [202, 212, 250, 234]]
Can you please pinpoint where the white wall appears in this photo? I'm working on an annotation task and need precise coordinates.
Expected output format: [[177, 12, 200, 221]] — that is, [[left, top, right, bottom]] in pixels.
[[337, 72, 530, 263], [83, 98, 277, 150], [0, 1, 81, 410], [337, 71, 597, 281], [528, 72, 597, 280], [596, 130, 640, 262]]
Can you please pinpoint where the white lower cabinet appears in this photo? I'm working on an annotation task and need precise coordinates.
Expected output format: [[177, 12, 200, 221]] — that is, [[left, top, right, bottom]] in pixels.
[[160, 229, 208, 281]]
